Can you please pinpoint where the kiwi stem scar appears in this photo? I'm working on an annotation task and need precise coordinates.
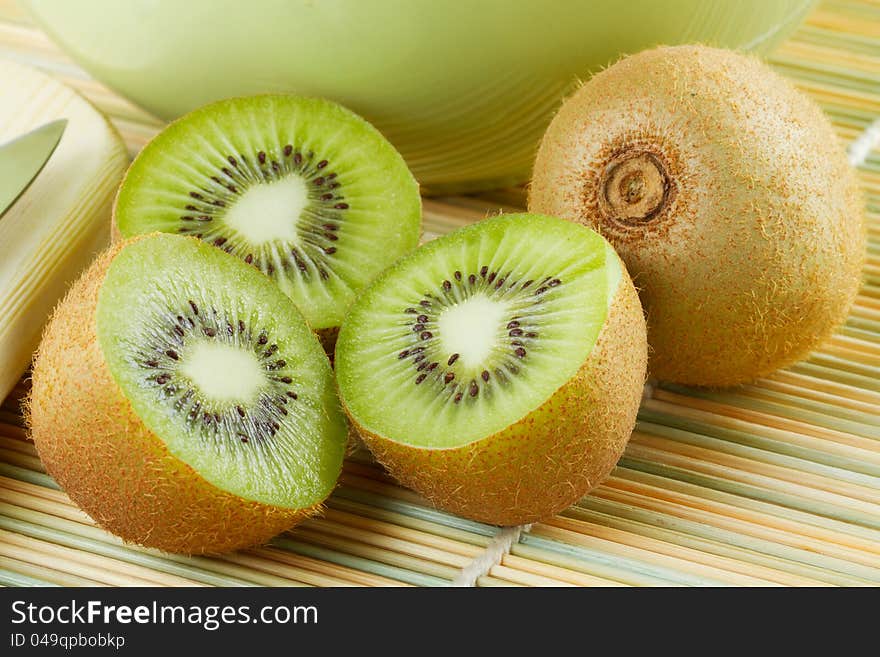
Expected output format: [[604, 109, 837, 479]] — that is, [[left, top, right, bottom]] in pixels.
[[598, 151, 670, 226]]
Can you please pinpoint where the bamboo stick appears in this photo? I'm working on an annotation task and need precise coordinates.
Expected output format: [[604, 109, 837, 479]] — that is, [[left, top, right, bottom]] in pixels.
[[613, 466, 880, 544], [250, 547, 409, 587], [531, 522, 781, 587], [603, 473, 880, 559], [629, 432, 880, 506], [589, 487, 880, 579], [0, 556, 103, 587], [0, 534, 179, 587]]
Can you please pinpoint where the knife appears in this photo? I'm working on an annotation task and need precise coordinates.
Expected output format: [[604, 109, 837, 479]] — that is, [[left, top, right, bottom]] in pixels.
[[0, 119, 67, 218]]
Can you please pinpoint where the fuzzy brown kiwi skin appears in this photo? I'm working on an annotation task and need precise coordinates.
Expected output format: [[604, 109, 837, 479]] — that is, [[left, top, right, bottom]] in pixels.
[[346, 263, 647, 526], [27, 239, 317, 555], [529, 45, 865, 387]]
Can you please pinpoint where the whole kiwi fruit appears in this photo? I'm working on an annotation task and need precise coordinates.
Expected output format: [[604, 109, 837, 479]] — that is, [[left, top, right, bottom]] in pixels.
[[530, 45, 865, 387]]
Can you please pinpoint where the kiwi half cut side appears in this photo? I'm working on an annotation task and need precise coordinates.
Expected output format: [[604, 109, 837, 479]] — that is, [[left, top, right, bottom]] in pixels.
[[113, 95, 421, 338], [335, 214, 647, 525], [28, 234, 348, 554]]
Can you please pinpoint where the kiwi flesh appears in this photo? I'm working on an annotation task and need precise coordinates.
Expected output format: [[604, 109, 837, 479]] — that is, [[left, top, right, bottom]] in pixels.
[[28, 234, 348, 554], [529, 45, 865, 387], [113, 95, 422, 340], [335, 214, 647, 525]]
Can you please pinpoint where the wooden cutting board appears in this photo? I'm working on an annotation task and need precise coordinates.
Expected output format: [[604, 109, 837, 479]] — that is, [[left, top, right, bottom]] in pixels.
[[0, 59, 128, 401]]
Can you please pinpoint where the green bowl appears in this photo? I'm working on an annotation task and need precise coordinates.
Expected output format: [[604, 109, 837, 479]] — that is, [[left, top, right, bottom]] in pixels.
[[25, 0, 815, 193]]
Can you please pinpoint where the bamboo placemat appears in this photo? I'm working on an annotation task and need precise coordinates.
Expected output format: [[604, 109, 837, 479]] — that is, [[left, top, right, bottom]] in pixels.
[[0, 0, 877, 587]]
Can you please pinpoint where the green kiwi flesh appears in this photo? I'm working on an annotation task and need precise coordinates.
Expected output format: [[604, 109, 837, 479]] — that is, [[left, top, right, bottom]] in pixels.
[[113, 95, 422, 332], [337, 214, 609, 447]]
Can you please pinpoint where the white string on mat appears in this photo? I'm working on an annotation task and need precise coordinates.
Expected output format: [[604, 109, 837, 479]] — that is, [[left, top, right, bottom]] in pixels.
[[452, 524, 532, 587], [847, 117, 880, 167]]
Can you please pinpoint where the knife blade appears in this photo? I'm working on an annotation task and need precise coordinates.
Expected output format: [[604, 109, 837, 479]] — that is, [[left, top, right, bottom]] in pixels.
[[0, 119, 67, 218]]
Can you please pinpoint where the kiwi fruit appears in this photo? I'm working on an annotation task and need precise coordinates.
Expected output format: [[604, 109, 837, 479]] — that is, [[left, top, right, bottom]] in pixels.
[[335, 213, 647, 526], [113, 95, 421, 346], [529, 45, 865, 387], [28, 233, 348, 554]]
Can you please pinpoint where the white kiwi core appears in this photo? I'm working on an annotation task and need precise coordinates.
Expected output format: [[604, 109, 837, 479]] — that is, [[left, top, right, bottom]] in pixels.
[[179, 340, 266, 404], [222, 176, 308, 245], [437, 294, 509, 371]]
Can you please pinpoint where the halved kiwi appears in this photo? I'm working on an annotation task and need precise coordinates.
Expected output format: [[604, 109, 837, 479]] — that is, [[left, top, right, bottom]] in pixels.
[[113, 95, 422, 339], [28, 234, 348, 554], [335, 214, 647, 525]]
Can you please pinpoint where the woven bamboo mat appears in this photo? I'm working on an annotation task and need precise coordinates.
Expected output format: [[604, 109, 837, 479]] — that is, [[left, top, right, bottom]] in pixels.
[[0, 0, 878, 587]]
